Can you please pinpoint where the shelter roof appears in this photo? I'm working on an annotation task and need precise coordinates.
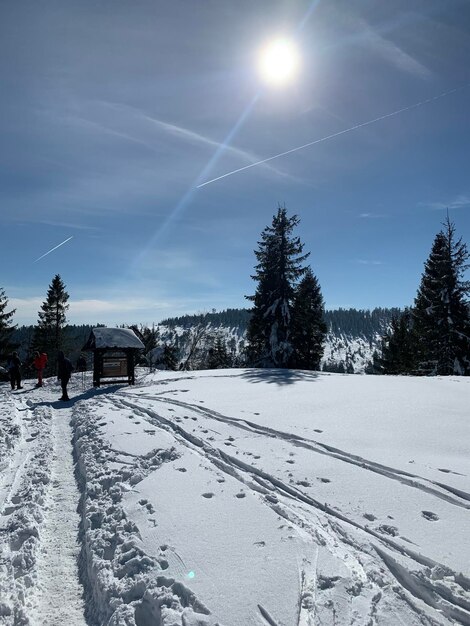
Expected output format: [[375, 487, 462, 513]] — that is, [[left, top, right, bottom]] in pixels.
[[82, 327, 144, 351]]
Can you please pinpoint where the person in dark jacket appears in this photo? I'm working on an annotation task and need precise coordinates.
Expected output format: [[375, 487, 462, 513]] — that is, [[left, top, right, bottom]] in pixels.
[[57, 351, 73, 401], [33, 351, 48, 387], [8, 352, 22, 390]]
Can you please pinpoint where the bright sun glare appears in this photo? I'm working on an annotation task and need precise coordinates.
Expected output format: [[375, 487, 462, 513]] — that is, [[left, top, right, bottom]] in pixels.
[[258, 37, 300, 86]]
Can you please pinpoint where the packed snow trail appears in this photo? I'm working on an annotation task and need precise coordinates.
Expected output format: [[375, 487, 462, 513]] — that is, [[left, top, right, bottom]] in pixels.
[[0, 383, 87, 626], [32, 404, 86, 626]]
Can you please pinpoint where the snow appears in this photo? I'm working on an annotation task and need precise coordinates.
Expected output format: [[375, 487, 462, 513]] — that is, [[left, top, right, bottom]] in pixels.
[[0, 369, 469, 625], [83, 327, 145, 350]]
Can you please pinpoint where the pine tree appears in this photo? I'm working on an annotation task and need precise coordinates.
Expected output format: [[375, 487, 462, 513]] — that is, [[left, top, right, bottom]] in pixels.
[[289, 268, 326, 370], [413, 217, 470, 375], [0, 288, 17, 360], [380, 309, 416, 374], [246, 206, 309, 367], [162, 345, 178, 371], [34, 274, 70, 372], [207, 334, 230, 369]]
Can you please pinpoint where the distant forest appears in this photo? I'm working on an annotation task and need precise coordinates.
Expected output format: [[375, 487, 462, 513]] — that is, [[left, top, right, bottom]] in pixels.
[[160, 307, 400, 341], [6, 307, 399, 375]]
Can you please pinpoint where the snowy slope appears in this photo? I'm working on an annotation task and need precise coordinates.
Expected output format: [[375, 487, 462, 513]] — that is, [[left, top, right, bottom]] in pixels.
[[155, 323, 379, 373], [0, 371, 469, 625]]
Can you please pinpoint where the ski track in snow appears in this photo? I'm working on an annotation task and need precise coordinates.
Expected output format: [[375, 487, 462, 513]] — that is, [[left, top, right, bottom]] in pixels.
[[123, 390, 470, 510], [112, 387, 470, 626]]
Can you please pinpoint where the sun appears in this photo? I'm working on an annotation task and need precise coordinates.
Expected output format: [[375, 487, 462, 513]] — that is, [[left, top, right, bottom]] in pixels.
[[257, 37, 300, 86]]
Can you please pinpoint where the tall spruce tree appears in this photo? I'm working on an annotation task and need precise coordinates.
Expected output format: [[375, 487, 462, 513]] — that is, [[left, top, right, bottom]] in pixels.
[[207, 334, 230, 369], [34, 274, 70, 372], [246, 206, 309, 367], [413, 216, 470, 375], [0, 288, 17, 360], [290, 268, 327, 370], [380, 309, 416, 375]]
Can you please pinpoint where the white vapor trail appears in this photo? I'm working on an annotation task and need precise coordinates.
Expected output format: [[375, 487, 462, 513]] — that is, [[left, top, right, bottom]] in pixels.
[[34, 236, 74, 262], [197, 84, 469, 188]]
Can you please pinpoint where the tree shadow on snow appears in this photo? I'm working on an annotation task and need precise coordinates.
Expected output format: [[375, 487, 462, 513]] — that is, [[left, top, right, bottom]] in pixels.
[[240, 368, 319, 386]]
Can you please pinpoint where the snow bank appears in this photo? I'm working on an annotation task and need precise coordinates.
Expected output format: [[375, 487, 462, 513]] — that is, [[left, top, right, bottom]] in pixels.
[[0, 397, 53, 624], [72, 399, 219, 626]]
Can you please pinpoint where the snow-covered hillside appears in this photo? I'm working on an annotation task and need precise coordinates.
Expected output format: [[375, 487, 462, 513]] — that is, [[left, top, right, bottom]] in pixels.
[[154, 323, 380, 373], [1, 370, 469, 625]]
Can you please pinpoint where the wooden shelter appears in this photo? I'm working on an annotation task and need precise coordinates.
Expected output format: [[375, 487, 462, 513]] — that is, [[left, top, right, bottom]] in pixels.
[[82, 327, 144, 387]]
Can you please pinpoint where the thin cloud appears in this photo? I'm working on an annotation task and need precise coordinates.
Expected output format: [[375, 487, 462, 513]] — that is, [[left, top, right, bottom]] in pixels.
[[36, 220, 100, 232], [421, 194, 470, 211], [359, 212, 388, 219], [358, 18, 431, 79], [355, 259, 384, 266], [98, 101, 297, 181]]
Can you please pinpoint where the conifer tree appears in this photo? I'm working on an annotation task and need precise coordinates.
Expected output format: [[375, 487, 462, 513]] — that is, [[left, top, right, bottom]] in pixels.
[[380, 309, 416, 374], [162, 345, 178, 371], [0, 288, 17, 360], [246, 206, 309, 367], [207, 335, 230, 369], [413, 217, 470, 375], [34, 274, 70, 371], [290, 268, 326, 370]]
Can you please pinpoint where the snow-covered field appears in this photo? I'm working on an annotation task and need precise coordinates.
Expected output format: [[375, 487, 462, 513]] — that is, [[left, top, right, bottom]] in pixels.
[[0, 369, 469, 626]]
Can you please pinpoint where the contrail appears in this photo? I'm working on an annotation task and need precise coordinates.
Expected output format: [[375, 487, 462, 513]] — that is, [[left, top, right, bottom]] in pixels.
[[34, 236, 74, 262], [197, 84, 469, 188]]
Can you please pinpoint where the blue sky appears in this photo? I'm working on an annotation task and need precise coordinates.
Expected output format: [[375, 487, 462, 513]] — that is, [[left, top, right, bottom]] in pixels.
[[1, 0, 469, 326]]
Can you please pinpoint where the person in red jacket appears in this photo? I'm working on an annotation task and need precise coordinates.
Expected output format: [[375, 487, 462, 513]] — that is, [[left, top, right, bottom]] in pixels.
[[33, 351, 48, 387]]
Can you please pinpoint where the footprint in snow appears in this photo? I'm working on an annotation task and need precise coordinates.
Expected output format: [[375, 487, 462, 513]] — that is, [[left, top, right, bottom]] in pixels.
[[176, 467, 187, 472], [253, 540, 265, 547], [138, 498, 155, 514], [377, 524, 399, 537], [235, 492, 246, 498], [422, 510, 439, 521], [202, 492, 214, 498], [363, 513, 377, 522], [438, 468, 465, 476], [297, 480, 311, 487], [318, 575, 341, 590], [191, 417, 197, 421], [318, 477, 331, 483], [314, 429, 323, 433], [286, 459, 295, 464]]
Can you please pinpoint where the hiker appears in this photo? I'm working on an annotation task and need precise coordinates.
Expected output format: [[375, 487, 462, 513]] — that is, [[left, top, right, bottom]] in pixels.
[[8, 352, 22, 391], [57, 351, 73, 401], [33, 351, 48, 387]]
